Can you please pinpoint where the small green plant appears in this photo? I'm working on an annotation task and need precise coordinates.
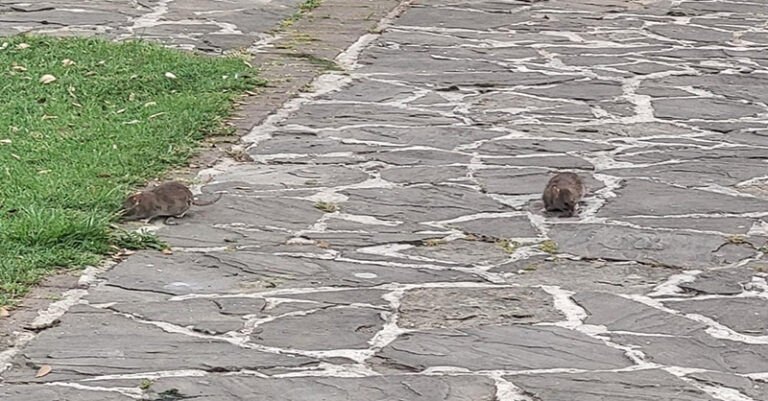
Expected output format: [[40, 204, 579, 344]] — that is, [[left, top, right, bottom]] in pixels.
[[111, 229, 168, 251], [314, 201, 338, 213], [139, 379, 153, 390], [299, 0, 322, 11], [726, 235, 749, 245], [423, 238, 447, 247], [497, 239, 519, 254], [287, 53, 342, 71], [539, 240, 558, 254], [523, 264, 538, 271]]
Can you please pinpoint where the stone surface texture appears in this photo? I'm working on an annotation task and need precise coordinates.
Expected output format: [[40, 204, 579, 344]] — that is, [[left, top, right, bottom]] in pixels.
[[3, 0, 768, 400]]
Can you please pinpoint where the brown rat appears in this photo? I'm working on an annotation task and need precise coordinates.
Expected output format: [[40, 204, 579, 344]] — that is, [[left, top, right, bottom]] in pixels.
[[121, 181, 222, 222], [542, 172, 585, 217]]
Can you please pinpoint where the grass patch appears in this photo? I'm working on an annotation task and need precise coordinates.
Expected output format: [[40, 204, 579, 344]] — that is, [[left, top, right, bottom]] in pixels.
[[497, 239, 519, 254], [422, 238, 447, 247], [539, 240, 558, 254], [298, 0, 322, 12], [0, 36, 261, 304], [314, 201, 338, 213]]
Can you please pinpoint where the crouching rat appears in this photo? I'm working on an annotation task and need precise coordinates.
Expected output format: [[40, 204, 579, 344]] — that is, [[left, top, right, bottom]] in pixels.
[[542, 172, 585, 217], [121, 181, 221, 222]]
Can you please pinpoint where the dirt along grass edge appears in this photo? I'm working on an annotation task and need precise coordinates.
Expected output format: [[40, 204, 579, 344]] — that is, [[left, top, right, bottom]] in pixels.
[[0, 36, 264, 305]]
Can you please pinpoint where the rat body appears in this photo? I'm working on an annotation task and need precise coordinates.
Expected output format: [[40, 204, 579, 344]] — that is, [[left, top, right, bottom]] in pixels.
[[542, 172, 585, 217], [121, 181, 221, 222]]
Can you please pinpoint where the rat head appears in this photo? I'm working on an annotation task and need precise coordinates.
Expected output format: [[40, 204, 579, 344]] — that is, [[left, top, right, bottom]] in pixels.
[[121, 193, 144, 219], [556, 187, 577, 212]]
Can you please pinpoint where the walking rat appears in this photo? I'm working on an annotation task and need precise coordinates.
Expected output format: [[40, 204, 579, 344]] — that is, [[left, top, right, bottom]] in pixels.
[[542, 172, 585, 217], [121, 181, 221, 222]]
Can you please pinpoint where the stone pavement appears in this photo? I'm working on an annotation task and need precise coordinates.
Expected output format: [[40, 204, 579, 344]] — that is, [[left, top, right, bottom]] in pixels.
[[4, 0, 768, 399]]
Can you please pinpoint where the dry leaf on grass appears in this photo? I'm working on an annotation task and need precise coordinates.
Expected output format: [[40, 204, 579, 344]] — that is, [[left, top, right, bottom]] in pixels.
[[39, 74, 57, 84], [11, 153, 20, 160], [15, 43, 29, 50], [0, 139, 11, 144], [35, 365, 52, 378], [164, 72, 177, 79], [123, 120, 140, 125], [0, 42, 8, 50], [62, 59, 74, 66]]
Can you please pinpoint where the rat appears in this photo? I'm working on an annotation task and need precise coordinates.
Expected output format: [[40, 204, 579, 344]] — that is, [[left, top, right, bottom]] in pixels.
[[121, 181, 222, 222], [542, 172, 585, 217]]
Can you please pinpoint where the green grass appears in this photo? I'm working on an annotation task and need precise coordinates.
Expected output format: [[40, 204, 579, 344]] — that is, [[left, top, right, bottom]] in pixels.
[[0, 36, 262, 304]]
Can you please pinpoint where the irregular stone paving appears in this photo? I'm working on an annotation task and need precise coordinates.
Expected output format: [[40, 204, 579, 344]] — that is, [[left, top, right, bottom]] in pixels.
[[4, 0, 768, 400], [0, 0, 304, 52]]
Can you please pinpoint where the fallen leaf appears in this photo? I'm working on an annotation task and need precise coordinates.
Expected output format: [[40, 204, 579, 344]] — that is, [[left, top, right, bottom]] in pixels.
[[41, 114, 57, 120], [0, 307, 9, 317], [72, 102, 83, 108], [112, 144, 117, 150], [164, 72, 177, 79], [15, 43, 29, 50], [12, 64, 27, 72], [98, 60, 105, 65], [149, 112, 166, 119], [11, 153, 20, 159], [143, 101, 157, 107], [0, 42, 8, 50], [161, 248, 173, 255], [35, 365, 52, 378], [39, 74, 57, 84], [130, 74, 138, 79], [116, 108, 126, 114], [84, 71, 96, 76], [123, 119, 140, 125], [38, 169, 52, 174], [0, 139, 11, 144], [10, 126, 18, 132], [67, 85, 76, 98], [62, 59, 74, 66]]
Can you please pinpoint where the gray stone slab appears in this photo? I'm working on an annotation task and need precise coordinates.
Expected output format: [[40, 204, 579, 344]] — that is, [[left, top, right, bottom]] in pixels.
[[575, 292, 706, 335], [341, 185, 512, 222], [1, 305, 316, 383], [480, 154, 594, 169], [380, 166, 469, 184], [453, 215, 540, 238], [508, 370, 719, 401], [372, 324, 631, 372], [666, 297, 768, 335], [399, 287, 563, 329], [611, 331, 768, 374], [517, 79, 623, 101], [283, 103, 462, 128], [494, 257, 677, 293], [209, 165, 370, 191], [402, 239, 513, 266], [677, 268, 755, 295], [652, 98, 764, 120], [102, 251, 485, 296], [325, 126, 503, 150], [687, 371, 768, 401], [0, 384, 133, 401], [619, 216, 756, 235], [549, 224, 755, 269], [478, 138, 615, 156], [251, 306, 383, 350], [647, 24, 733, 43], [598, 179, 767, 217], [604, 160, 768, 187], [146, 374, 497, 401]]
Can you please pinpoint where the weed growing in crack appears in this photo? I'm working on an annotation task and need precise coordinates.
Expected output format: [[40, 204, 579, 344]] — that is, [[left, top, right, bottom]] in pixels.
[[539, 240, 558, 254], [314, 201, 339, 213], [497, 239, 520, 254]]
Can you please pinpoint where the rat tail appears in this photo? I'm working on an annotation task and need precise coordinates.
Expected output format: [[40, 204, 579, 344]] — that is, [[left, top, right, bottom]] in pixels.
[[192, 192, 223, 206]]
